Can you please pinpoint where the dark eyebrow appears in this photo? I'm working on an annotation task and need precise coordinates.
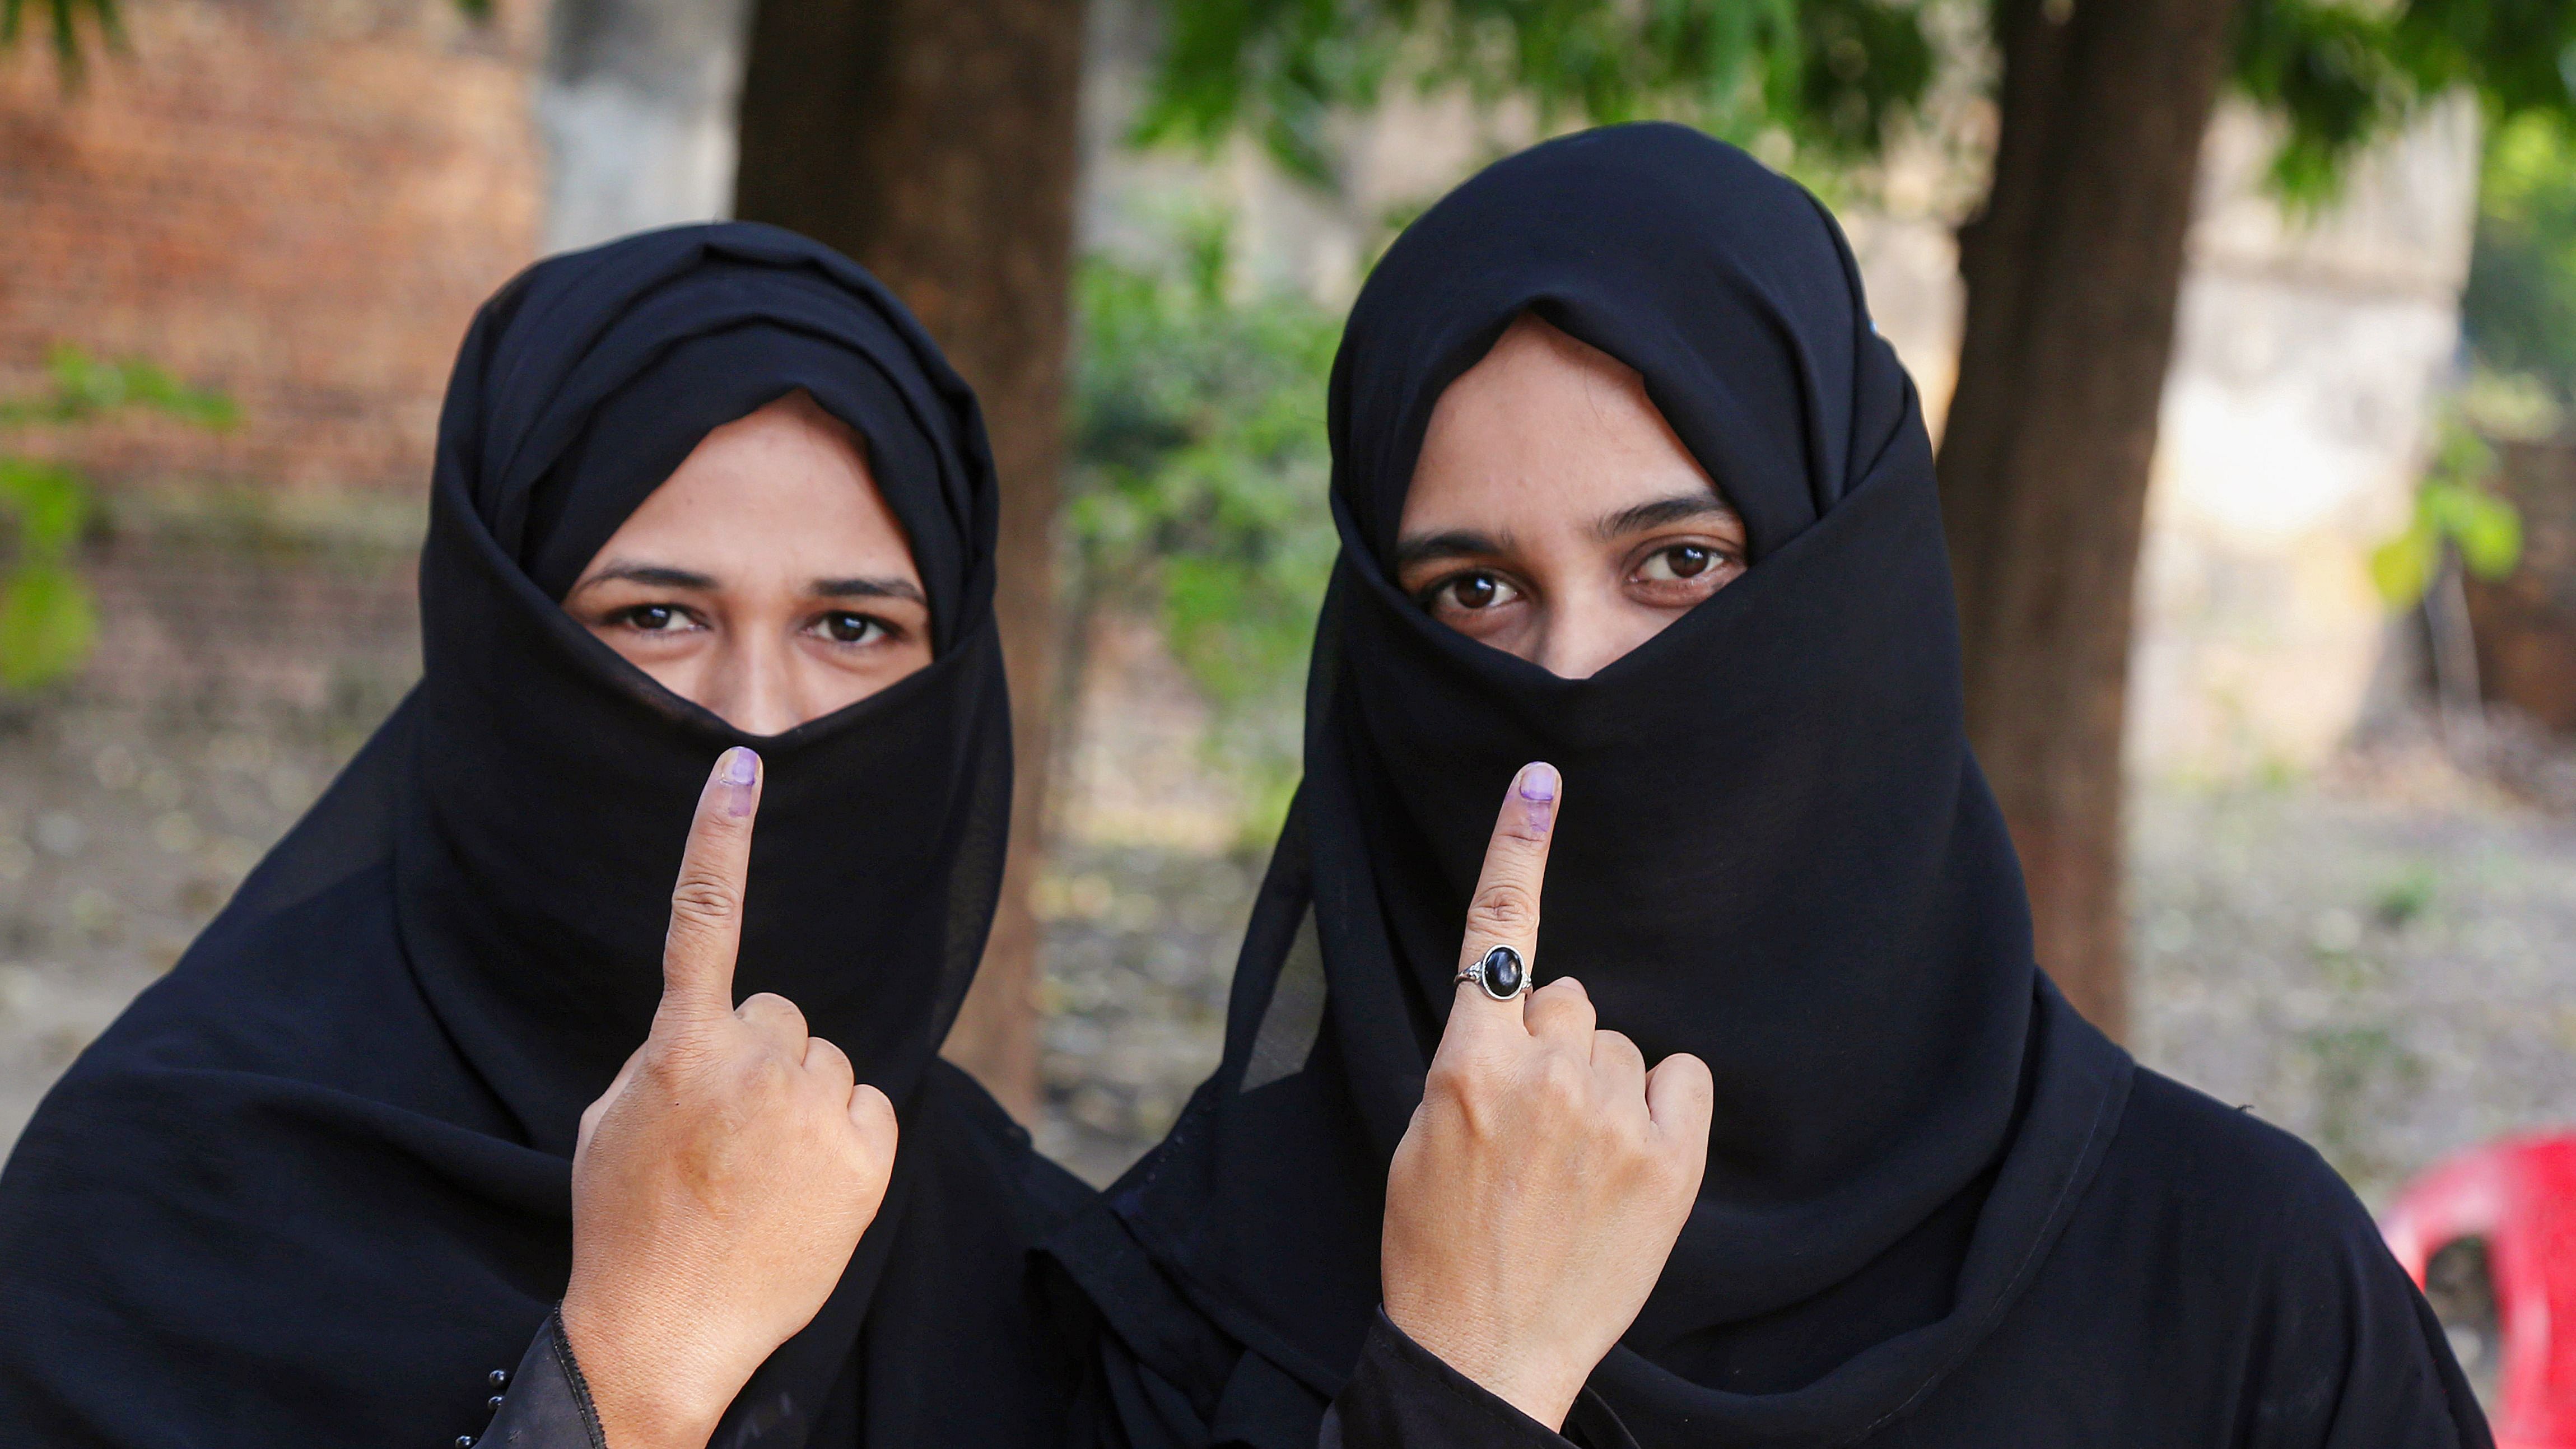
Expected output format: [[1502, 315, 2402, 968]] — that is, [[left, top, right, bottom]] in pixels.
[[810, 576, 926, 604], [1595, 492, 1740, 541], [571, 563, 717, 594], [1391, 529, 1512, 572], [570, 563, 925, 607]]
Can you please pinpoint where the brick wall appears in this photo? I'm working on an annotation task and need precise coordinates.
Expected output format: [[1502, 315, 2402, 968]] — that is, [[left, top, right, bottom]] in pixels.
[[1, 0, 544, 714], [2, 0, 543, 496]]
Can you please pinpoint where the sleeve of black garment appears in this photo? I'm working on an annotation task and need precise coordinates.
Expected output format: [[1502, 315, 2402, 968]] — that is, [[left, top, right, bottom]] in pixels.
[[477, 1307, 610, 1449], [2239, 1156, 2495, 1449], [1318, 1308, 1580, 1449]]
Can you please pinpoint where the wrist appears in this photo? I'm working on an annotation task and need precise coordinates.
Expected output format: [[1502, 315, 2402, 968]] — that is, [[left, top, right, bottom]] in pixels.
[[1382, 1299, 1587, 1431], [558, 1292, 731, 1449]]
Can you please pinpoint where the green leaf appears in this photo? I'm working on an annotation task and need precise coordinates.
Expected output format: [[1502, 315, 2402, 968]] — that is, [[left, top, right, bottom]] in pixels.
[[2372, 408, 2527, 606], [2453, 488, 2524, 579], [0, 561, 98, 691], [30, 346, 237, 429], [0, 459, 91, 556], [2369, 516, 2438, 608]]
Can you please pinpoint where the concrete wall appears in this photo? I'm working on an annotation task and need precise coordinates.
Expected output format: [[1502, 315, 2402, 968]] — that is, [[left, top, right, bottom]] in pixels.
[[538, 0, 747, 253], [2132, 102, 2480, 777]]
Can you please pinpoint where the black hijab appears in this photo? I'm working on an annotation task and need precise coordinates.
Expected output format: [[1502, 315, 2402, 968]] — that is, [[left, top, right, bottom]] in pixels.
[[0, 223, 1082, 1449], [1054, 124, 2135, 1448]]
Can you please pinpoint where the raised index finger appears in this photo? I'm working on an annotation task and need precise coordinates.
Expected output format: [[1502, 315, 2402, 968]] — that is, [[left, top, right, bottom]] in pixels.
[[1451, 761, 1560, 1032], [660, 746, 762, 1029]]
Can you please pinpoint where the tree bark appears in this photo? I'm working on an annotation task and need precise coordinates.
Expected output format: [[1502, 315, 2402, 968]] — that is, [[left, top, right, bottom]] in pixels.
[[1937, 0, 2240, 1041], [734, 0, 1087, 1117]]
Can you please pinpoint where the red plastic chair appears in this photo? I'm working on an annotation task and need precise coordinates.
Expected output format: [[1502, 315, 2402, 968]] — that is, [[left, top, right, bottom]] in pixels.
[[2383, 1131, 2576, 1448]]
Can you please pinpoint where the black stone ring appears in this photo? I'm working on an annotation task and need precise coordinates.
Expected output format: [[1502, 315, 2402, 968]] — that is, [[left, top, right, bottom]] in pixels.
[[1457, 945, 1530, 1001]]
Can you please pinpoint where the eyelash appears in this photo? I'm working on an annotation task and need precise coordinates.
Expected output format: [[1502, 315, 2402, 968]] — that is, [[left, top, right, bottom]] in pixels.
[[1412, 542, 1741, 613], [813, 611, 894, 646], [609, 603, 701, 633], [1633, 542, 1736, 584], [603, 604, 905, 647], [1414, 570, 1520, 613]]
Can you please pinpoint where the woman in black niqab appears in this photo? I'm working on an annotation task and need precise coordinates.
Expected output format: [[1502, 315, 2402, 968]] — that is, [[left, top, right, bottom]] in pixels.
[[1052, 124, 2489, 1448], [0, 223, 1085, 1448]]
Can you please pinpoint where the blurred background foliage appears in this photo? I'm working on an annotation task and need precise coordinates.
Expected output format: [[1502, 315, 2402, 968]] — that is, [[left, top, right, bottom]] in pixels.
[[2467, 111, 2576, 403], [1136, 0, 1936, 185], [0, 348, 232, 691], [2371, 414, 2523, 606], [1147, 0, 2576, 204], [1067, 215, 1340, 836], [2, 0, 123, 82], [2237, 0, 2576, 204]]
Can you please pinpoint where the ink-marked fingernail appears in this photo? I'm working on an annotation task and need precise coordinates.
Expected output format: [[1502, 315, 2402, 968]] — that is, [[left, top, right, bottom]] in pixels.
[[719, 746, 760, 815], [1518, 761, 1558, 831]]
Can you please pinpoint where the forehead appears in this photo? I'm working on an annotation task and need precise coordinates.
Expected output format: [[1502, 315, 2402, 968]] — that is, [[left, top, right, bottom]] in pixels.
[[1404, 316, 1719, 528], [601, 398, 921, 576]]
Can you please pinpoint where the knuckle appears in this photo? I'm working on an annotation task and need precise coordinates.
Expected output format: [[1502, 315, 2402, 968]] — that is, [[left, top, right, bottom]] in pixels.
[[668, 873, 742, 927], [808, 1040, 855, 1083], [1422, 1056, 1478, 1106], [735, 1047, 794, 1099], [636, 1048, 700, 1099], [1424, 1055, 1508, 1139], [1464, 883, 1538, 939], [1535, 1051, 1592, 1113]]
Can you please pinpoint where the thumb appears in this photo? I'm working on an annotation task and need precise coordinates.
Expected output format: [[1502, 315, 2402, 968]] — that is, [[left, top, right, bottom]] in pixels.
[[659, 746, 762, 1031], [575, 1041, 648, 1163]]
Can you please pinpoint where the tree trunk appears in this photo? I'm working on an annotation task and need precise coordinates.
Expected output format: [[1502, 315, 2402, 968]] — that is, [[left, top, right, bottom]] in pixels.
[[1937, 0, 2240, 1041], [734, 0, 1087, 1117]]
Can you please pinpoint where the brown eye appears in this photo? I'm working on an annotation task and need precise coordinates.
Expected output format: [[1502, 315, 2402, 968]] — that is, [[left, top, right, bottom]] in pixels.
[[819, 612, 886, 644], [1638, 545, 1725, 583], [618, 604, 686, 632], [1441, 572, 1521, 611]]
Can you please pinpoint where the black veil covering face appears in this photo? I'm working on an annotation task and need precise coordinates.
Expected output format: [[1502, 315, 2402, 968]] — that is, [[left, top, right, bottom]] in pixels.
[[0, 223, 1082, 1449], [1051, 124, 2136, 1446]]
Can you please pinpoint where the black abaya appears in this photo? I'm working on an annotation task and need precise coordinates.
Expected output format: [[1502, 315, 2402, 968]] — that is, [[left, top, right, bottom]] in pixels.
[[1048, 124, 2489, 1448], [0, 223, 1088, 1449]]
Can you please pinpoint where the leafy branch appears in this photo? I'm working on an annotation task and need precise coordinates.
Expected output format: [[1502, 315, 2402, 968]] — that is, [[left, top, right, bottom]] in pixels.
[[1141, 0, 2576, 213], [0, 347, 235, 690], [1137, 0, 1934, 186], [2231, 0, 2576, 206]]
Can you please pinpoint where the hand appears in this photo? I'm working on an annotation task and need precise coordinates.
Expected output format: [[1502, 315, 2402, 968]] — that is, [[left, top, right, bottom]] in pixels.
[[1380, 762, 1714, 1431], [559, 747, 900, 1449]]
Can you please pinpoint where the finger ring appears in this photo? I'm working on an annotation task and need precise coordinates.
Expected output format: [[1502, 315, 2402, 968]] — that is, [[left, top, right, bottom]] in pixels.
[[1457, 945, 1529, 1001]]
